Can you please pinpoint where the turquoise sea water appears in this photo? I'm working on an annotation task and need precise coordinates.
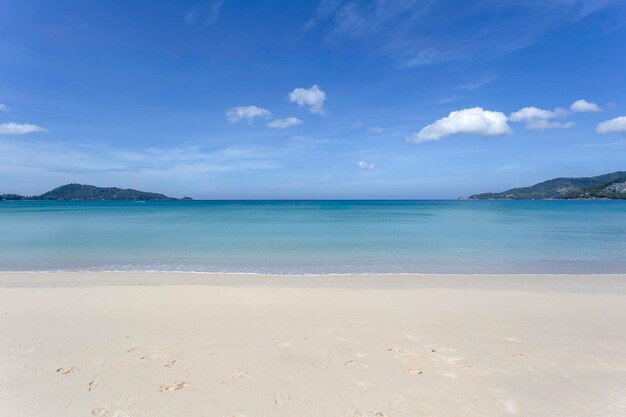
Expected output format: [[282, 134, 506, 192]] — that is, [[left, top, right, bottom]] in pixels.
[[0, 200, 625, 274]]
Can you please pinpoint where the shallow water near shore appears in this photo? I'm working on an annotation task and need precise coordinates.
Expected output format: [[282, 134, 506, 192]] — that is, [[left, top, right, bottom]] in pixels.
[[0, 200, 625, 274]]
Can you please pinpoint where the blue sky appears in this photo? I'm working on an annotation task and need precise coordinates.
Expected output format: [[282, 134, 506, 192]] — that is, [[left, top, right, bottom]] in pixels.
[[1, 0, 625, 198]]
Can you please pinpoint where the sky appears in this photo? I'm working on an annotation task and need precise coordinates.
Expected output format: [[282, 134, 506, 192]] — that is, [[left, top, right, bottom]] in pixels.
[[1, 0, 626, 199]]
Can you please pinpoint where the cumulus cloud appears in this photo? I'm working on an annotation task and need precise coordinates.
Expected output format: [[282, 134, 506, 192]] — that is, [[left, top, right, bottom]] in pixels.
[[0, 104, 8, 112], [288, 85, 327, 115], [357, 160, 376, 170], [226, 105, 271, 123], [266, 117, 303, 128], [570, 99, 601, 113], [0, 122, 47, 135], [406, 107, 511, 143], [509, 106, 572, 129], [596, 116, 626, 134], [509, 107, 564, 121]]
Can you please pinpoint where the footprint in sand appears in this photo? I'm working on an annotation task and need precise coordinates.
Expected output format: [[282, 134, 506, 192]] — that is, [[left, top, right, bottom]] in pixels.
[[345, 360, 368, 368], [56, 367, 75, 374], [164, 360, 176, 367], [405, 368, 423, 375], [159, 381, 188, 392], [88, 380, 100, 391]]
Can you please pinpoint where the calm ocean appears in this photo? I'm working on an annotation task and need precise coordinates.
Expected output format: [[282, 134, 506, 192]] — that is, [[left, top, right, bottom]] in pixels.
[[0, 200, 625, 274]]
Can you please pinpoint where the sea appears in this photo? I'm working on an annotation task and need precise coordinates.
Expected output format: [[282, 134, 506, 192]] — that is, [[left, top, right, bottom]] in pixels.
[[0, 200, 625, 274]]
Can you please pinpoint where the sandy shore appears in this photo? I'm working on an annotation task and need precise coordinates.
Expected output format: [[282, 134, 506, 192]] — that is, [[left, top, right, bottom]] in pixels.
[[1, 273, 626, 417]]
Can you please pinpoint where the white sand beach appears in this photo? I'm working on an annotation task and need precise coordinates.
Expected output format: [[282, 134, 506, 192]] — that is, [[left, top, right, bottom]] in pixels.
[[1, 273, 626, 417]]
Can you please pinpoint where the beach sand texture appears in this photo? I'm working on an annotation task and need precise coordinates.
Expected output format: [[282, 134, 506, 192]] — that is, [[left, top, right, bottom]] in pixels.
[[1, 273, 625, 417]]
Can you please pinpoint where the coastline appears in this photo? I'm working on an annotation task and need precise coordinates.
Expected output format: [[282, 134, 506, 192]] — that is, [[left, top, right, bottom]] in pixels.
[[2, 273, 626, 416], [1, 271, 626, 292]]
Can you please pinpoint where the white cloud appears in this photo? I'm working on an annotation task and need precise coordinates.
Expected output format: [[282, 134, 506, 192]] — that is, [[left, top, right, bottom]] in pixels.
[[0, 122, 47, 135], [368, 125, 383, 133], [596, 116, 626, 134], [406, 107, 511, 143], [226, 106, 271, 123], [266, 117, 303, 128], [288, 85, 327, 115], [0, 104, 9, 112], [509, 107, 562, 121], [510, 100, 600, 130], [570, 99, 601, 113], [357, 160, 376, 170], [509, 106, 572, 130]]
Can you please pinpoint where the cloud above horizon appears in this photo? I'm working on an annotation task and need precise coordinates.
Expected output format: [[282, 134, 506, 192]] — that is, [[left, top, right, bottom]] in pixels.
[[288, 85, 327, 115], [509, 99, 601, 129], [596, 116, 626, 134], [0, 122, 47, 135], [357, 160, 376, 170], [0, 104, 8, 112], [570, 99, 601, 113], [226, 105, 271, 123], [267, 117, 303, 128], [509, 106, 573, 130], [407, 107, 511, 143]]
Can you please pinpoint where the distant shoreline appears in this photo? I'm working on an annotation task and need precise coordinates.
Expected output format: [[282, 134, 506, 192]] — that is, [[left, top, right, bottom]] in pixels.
[[2, 272, 625, 292], [2, 198, 626, 202]]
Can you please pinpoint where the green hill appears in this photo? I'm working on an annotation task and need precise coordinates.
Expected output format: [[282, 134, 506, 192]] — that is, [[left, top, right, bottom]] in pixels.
[[1, 183, 189, 201], [469, 171, 626, 200]]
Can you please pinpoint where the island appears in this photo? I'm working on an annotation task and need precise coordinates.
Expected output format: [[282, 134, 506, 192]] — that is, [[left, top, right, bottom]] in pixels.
[[0, 183, 191, 201], [469, 171, 626, 200]]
